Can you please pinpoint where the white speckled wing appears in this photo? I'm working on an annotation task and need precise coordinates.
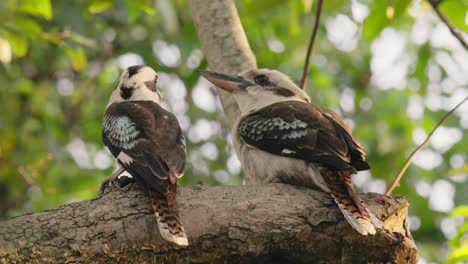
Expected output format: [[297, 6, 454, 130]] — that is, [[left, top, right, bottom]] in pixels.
[[103, 115, 141, 149], [236, 100, 370, 172]]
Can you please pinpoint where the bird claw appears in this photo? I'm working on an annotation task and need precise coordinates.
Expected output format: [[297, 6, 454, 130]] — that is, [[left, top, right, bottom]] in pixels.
[[98, 177, 116, 196], [98, 175, 135, 196], [98, 167, 133, 196]]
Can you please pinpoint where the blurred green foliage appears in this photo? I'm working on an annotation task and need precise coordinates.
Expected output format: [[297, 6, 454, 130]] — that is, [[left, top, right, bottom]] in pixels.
[[446, 205, 468, 264], [0, 0, 467, 262]]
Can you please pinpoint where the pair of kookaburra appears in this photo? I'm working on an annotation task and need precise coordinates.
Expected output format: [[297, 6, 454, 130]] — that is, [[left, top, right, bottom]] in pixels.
[[102, 65, 382, 247]]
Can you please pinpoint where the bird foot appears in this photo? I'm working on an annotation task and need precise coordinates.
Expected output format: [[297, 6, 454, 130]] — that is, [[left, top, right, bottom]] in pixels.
[[98, 168, 134, 196]]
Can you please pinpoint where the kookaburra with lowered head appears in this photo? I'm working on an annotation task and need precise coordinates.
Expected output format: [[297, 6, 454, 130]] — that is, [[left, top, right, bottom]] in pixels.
[[200, 69, 382, 235], [102, 65, 188, 246]]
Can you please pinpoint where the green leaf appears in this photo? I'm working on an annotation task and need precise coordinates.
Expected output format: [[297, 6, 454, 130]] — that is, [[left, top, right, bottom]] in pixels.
[[65, 46, 87, 71], [451, 206, 468, 217], [446, 245, 468, 264], [392, 0, 410, 18], [289, 1, 300, 35], [127, 0, 155, 23], [2, 30, 28, 57], [363, 0, 410, 40], [414, 43, 430, 82], [364, 2, 387, 40], [87, 0, 113, 14], [439, 0, 468, 31], [141, 2, 155, 15], [0, 1, 17, 24], [449, 221, 468, 247], [17, 0, 52, 20], [16, 79, 35, 96], [12, 17, 42, 38], [449, 164, 468, 175]]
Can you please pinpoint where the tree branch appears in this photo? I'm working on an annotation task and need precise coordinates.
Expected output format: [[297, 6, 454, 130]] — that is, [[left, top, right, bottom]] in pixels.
[[0, 184, 417, 263], [428, 0, 468, 50], [386, 95, 468, 195], [300, 0, 324, 90], [189, 0, 257, 128]]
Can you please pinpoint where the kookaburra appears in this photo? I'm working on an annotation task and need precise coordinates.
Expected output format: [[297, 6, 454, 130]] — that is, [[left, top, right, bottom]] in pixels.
[[200, 69, 382, 235], [102, 65, 188, 246]]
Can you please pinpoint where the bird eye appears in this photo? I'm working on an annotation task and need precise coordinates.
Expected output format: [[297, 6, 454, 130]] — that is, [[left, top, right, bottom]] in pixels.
[[254, 75, 269, 85]]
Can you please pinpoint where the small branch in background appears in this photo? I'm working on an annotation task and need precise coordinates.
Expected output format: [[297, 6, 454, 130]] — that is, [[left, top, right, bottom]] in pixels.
[[0, 154, 35, 187], [41, 29, 96, 49], [386, 95, 468, 195], [428, 0, 468, 50], [299, 0, 323, 90], [387, 0, 468, 194], [62, 28, 97, 49]]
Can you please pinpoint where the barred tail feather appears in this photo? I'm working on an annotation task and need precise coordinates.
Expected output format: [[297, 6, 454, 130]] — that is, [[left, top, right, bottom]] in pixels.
[[149, 189, 188, 246], [320, 168, 381, 235], [333, 194, 377, 235]]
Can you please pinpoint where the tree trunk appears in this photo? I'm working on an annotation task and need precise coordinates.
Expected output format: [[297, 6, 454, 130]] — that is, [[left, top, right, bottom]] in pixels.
[[0, 184, 417, 263], [189, 0, 256, 127]]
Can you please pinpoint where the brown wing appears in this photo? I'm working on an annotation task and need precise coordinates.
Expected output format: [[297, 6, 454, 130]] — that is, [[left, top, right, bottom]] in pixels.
[[150, 106, 186, 180], [319, 108, 369, 170], [238, 101, 369, 172]]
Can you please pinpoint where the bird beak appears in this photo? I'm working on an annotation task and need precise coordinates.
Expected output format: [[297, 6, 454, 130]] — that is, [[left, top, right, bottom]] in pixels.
[[199, 70, 250, 93]]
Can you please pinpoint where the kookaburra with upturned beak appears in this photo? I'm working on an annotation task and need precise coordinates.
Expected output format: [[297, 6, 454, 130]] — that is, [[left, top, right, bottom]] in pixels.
[[102, 65, 188, 246], [200, 69, 382, 235]]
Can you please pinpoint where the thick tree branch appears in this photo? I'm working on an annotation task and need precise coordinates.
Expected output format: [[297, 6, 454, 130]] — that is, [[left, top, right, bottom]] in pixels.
[[0, 184, 417, 263], [189, 0, 257, 127]]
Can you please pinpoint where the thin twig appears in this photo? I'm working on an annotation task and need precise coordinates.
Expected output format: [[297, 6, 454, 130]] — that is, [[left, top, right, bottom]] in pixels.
[[299, 0, 323, 90], [386, 95, 468, 195], [428, 0, 468, 50]]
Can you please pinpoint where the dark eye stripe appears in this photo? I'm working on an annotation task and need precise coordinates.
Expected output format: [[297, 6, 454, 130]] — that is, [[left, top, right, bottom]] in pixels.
[[273, 88, 295, 97], [144, 80, 157, 92]]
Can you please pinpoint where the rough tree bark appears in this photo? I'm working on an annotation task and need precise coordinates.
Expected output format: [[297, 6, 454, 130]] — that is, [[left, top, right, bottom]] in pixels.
[[0, 1, 419, 263], [0, 184, 417, 263]]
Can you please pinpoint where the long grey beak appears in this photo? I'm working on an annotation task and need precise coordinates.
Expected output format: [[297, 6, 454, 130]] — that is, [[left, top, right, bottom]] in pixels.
[[199, 70, 250, 93]]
